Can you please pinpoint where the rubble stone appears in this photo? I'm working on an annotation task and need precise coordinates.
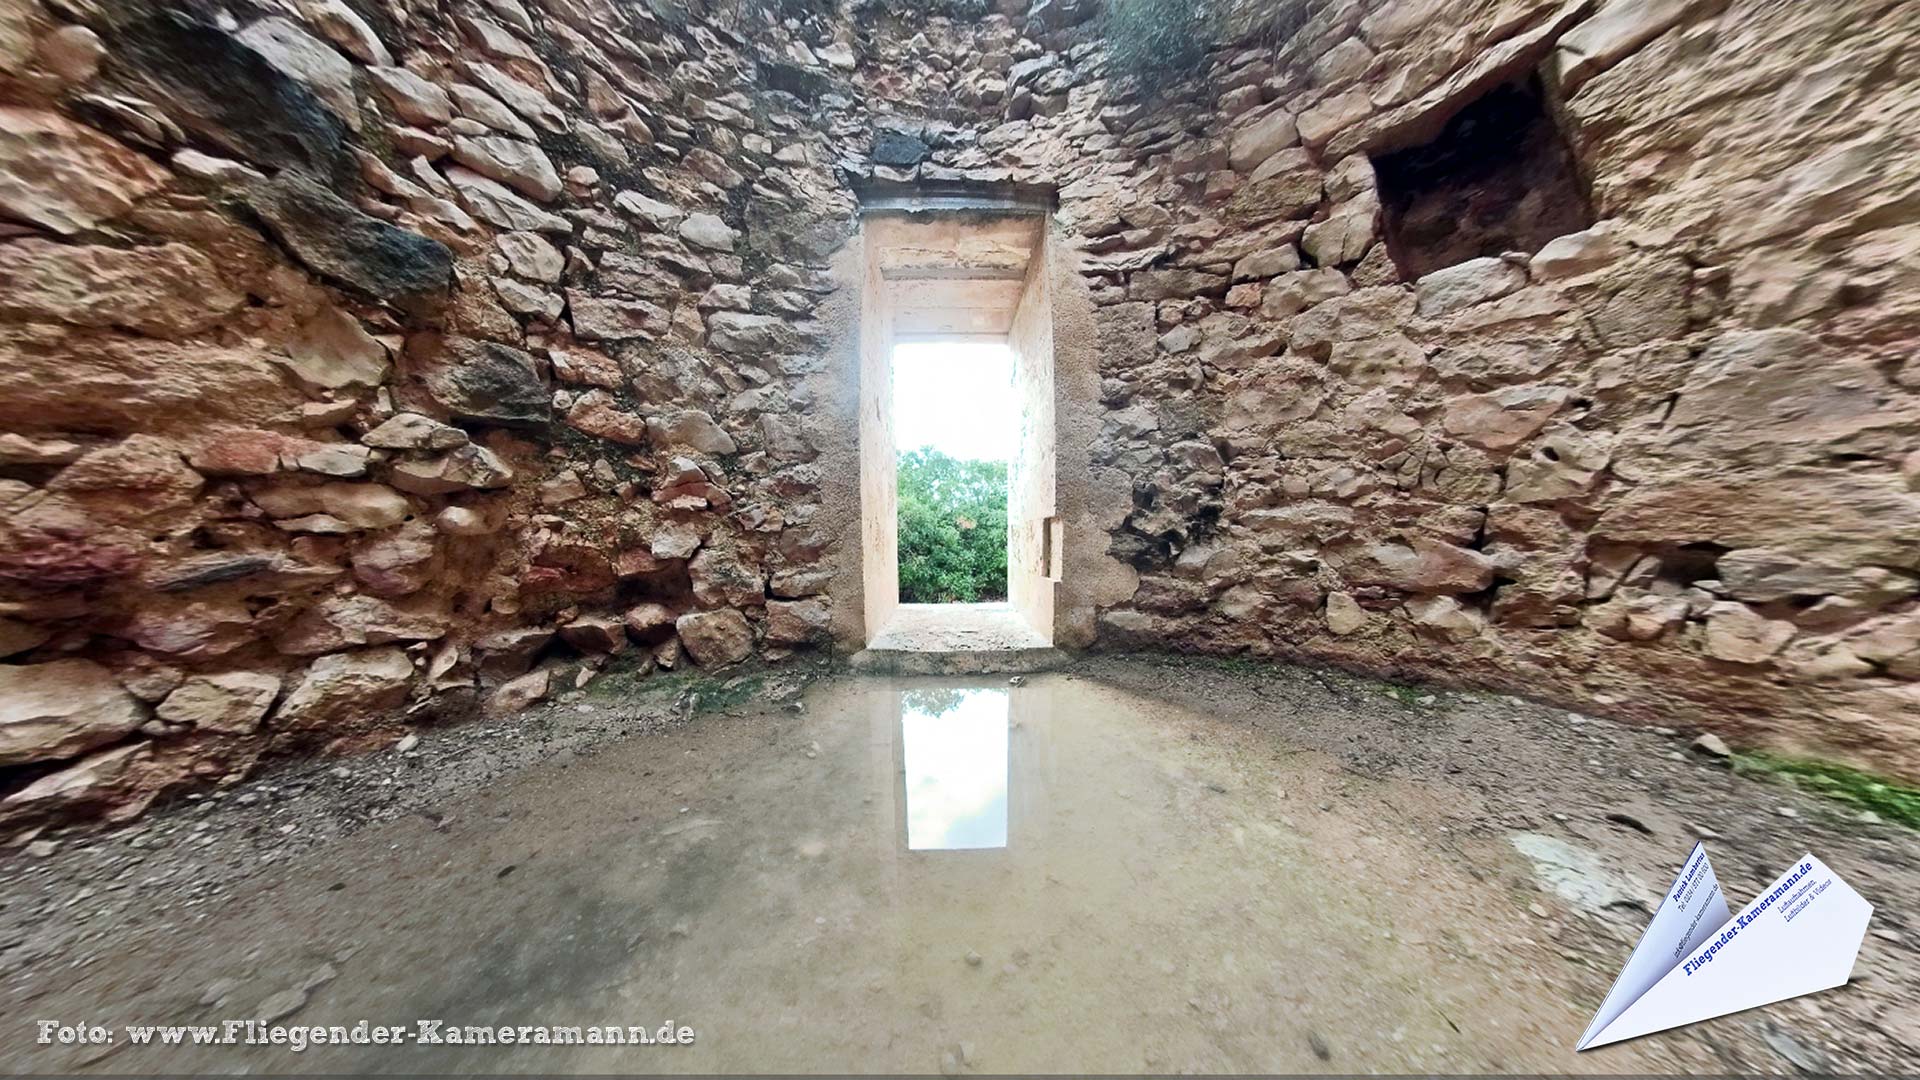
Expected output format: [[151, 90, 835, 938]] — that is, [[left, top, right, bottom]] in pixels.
[[676, 610, 753, 667], [0, 659, 146, 766], [156, 672, 281, 734], [1704, 602, 1796, 665], [1415, 257, 1528, 318], [388, 444, 515, 495], [0, 107, 169, 235], [274, 648, 415, 732]]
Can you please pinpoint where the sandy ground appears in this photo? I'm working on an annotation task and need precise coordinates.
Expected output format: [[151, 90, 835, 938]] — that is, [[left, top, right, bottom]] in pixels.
[[1, 654, 1915, 1075]]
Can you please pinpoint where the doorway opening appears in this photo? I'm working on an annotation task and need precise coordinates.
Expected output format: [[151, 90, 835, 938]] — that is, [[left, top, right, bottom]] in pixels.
[[858, 200, 1056, 653], [893, 340, 1014, 607]]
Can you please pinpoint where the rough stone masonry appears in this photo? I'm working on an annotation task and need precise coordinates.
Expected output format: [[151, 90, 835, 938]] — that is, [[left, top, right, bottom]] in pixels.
[[0, 0, 1916, 827]]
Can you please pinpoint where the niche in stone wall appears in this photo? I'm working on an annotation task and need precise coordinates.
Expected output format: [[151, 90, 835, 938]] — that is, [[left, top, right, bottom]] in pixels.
[[1372, 76, 1594, 279]]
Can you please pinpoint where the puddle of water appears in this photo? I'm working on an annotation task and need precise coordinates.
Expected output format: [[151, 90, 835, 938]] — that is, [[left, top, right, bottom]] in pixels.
[[900, 688, 1008, 850], [53, 674, 1701, 1076]]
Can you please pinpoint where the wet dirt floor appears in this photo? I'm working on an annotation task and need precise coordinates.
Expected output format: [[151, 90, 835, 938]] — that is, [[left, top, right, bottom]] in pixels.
[[3, 657, 1917, 1075]]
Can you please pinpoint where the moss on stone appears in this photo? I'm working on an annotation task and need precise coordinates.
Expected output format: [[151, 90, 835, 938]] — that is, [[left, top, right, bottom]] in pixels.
[[1732, 752, 1920, 831], [581, 653, 661, 702], [586, 656, 774, 717]]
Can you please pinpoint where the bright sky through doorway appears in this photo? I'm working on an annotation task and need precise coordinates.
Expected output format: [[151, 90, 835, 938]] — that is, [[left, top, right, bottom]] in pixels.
[[892, 341, 1016, 463]]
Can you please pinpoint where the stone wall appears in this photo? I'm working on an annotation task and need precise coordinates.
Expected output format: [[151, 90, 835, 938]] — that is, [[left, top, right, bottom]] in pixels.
[[1, 0, 1916, 829], [1065, 0, 1920, 780], [0, 0, 868, 826]]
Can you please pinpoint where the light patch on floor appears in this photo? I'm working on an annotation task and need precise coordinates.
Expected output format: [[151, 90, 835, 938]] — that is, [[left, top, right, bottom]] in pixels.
[[867, 603, 1050, 652]]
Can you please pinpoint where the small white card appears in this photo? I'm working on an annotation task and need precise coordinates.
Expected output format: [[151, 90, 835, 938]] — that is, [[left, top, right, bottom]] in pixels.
[[1577, 843, 1873, 1050]]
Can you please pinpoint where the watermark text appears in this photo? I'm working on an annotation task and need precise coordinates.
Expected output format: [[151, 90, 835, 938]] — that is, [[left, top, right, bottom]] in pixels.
[[37, 1019, 695, 1053]]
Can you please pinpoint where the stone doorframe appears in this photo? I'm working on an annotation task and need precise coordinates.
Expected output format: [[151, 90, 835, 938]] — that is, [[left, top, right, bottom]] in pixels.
[[814, 185, 1125, 653]]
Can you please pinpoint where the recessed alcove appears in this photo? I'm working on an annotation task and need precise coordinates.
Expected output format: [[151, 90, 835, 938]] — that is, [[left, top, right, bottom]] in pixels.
[[1373, 76, 1595, 278]]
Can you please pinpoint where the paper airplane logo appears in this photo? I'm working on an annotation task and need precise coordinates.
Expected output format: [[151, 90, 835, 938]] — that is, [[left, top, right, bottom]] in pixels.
[[1577, 843, 1873, 1049]]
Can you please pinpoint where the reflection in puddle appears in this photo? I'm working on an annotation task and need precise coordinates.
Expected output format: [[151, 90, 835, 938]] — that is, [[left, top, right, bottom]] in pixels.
[[900, 688, 1009, 851]]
